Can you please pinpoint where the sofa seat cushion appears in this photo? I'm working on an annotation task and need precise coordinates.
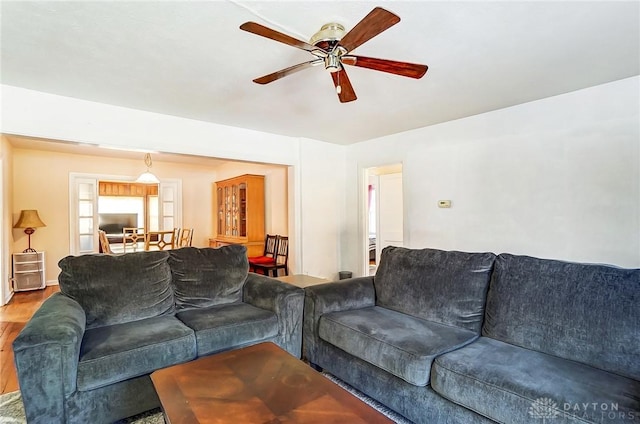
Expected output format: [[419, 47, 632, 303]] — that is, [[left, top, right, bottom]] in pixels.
[[176, 302, 278, 356], [77, 315, 196, 391], [431, 337, 640, 424], [318, 306, 478, 386]]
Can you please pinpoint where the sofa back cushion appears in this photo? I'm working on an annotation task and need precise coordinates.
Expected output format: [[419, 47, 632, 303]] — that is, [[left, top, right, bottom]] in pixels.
[[58, 251, 174, 329], [483, 253, 640, 380], [168, 245, 249, 310], [374, 247, 496, 332]]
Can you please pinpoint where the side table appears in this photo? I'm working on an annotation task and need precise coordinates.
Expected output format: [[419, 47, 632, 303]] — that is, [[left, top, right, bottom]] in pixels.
[[12, 251, 46, 291], [275, 274, 329, 288]]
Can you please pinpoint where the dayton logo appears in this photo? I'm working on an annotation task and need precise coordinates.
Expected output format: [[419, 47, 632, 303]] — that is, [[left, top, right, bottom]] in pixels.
[[529, 397, 560, 422]]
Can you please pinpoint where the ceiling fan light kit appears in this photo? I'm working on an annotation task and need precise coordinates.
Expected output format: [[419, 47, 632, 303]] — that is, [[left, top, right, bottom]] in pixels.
[[240, 7, 428, 103], [309, 23, 345, 48]]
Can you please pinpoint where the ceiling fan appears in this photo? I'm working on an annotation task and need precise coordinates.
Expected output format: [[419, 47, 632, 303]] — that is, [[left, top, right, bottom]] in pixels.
[[239, 7, 428, 103]]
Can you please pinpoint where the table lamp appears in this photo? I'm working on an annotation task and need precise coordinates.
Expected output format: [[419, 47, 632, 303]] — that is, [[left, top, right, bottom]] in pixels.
[[14, 210, 46, 253]]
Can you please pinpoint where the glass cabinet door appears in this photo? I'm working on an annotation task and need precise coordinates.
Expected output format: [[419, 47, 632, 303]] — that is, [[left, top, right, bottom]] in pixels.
[[215, 176, 261, 242], [217, 187, 224, 236], [224, 186, 231, 236], [239, 183, 247, 237], [231, 184, 238, 236]]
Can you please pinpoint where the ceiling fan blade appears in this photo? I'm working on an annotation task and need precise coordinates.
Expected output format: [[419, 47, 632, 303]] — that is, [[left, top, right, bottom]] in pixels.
[[240, 22, 326, 56], [342, 55, 428, 79], [253, 59, 323, 84], [330, 67, 357, 103], [338, 7, 400, 53]]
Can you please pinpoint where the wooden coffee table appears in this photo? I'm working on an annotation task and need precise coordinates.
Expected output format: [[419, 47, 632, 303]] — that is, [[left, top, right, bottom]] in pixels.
[[151, 342, 393, 423]]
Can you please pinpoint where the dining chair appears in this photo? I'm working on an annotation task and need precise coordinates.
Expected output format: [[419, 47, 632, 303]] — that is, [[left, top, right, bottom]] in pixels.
[[177, 228, 194, 247], [144, 230, 176, 251], [252, 235, 289, 277], [98, 230, 114, 254], [248, 234, 278, 272], [122, 227, 145, 252]]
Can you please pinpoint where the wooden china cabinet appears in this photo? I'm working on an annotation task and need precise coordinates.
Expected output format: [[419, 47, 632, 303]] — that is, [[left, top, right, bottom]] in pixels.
[[209, 174, 265, 257]]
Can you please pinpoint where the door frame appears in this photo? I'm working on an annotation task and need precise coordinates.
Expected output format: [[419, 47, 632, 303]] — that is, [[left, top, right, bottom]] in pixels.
[[361, 163, 404, 277], [69, 172, 182, 255], [0, 158, 6, 305]]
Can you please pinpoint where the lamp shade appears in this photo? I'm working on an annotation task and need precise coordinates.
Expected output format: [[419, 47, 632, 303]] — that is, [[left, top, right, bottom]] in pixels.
[[14, 210, 46, 229], [136, 171, 160, 184]]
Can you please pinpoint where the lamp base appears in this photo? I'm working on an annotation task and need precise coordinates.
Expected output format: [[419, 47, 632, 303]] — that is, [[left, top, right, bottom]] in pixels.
[[23, 229, 36, 253]]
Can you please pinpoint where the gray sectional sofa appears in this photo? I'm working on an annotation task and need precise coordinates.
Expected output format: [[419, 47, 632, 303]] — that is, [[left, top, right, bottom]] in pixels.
[[13, 245, 304, 424], [304, 246, 640, 424]]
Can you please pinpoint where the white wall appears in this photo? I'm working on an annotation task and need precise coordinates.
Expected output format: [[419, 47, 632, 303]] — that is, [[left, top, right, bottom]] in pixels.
[[4, 77, 637, 286], [298, 138, 347, 279], [345, 76, 640, 272], [0, 85, 300, 166]]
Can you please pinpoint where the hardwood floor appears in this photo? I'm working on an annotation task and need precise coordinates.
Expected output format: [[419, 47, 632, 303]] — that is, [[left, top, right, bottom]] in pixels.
[[0, 285, 59, 394]]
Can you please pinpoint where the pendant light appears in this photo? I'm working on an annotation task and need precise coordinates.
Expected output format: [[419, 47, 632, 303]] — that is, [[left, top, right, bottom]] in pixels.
[[136, 153, 160, 184]]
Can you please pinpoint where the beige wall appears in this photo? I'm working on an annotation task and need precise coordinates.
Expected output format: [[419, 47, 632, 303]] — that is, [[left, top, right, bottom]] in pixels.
[[11, 148, 221, 283], [9, 147, 290, 285]]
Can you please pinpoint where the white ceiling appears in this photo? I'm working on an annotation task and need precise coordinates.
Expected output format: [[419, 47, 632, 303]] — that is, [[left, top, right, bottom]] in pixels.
[[1, 1, 639, 146]]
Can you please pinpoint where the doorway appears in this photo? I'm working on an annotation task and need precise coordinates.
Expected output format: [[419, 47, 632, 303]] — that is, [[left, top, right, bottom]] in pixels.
[[364, 164, 403, 276], [69, 174, 181, 255]]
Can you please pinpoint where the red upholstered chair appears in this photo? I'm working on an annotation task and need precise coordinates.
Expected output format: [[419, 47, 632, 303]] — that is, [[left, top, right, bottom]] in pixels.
[[249, 234, 278, 272], [253, 236, 289, 277]]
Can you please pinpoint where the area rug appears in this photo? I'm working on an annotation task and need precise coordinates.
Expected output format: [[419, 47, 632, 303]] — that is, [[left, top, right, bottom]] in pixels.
[[0, 392, 162, 424], [322, 373, 413, 423], [0, 374, 412, 423]]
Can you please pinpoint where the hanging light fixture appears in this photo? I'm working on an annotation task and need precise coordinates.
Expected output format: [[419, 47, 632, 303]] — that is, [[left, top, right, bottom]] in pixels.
[[136, 153, 160, 184]]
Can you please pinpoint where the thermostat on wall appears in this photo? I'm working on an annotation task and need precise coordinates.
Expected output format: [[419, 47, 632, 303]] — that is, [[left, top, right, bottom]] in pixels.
[[438, 200, 452, 208]]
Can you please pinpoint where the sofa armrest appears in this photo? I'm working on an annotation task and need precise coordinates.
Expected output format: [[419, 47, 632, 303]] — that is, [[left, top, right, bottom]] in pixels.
[[243, 273, 305, 358], [13, 292, 86, 424], [303, 276, 375, 363]]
